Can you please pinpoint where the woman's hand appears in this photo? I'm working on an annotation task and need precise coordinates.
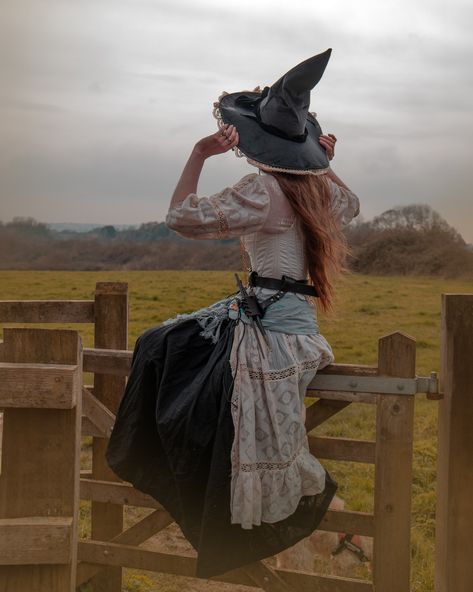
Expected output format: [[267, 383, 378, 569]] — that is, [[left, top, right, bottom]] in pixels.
[[169, 124, 239, 209], [319, 133, 337, 161], [194, 124, 239, 159]]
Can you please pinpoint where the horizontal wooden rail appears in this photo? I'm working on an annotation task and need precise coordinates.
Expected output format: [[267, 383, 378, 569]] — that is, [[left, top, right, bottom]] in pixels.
[[83, 348, 132, 376], [307, 389, 378, 403], [0, 300, 94, 323], [82, 349, 381, 380], [0, 517, 73, 565], [319, 363, 378, 376], [80, 478, 161, 509], [80, 478, 373, 536], [76, 509, 174, 586], [0, 362, 80, 408], [81, 352, 434, 398], [308, 435, 376, 463], [321, 508, 374, 537], [78, 540, 373, 591]]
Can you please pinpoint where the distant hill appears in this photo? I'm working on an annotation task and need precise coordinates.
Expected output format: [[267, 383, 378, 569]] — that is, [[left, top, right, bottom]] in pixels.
[[1, 208, 472, 279], [47, 222, 139, 232]]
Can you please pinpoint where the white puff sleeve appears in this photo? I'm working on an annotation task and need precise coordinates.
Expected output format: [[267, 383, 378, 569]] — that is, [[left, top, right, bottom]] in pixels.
[[165, 173, 270, 240], [328, 179, 360, 226]]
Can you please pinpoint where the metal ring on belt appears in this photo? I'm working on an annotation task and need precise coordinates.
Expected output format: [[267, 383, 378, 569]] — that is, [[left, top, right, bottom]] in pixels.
[[249, 271, 319, 297]]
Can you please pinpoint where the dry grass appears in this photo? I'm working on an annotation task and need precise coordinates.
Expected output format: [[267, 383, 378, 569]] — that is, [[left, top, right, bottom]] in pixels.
[[1, 270, 472, 591]]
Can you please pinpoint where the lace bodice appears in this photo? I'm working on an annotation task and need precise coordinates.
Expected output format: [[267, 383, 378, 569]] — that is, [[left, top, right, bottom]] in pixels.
[[165, 171, 360, 280]]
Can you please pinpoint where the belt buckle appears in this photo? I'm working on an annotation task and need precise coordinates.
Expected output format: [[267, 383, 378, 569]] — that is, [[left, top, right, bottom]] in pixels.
[[281, 274, 296, 292]]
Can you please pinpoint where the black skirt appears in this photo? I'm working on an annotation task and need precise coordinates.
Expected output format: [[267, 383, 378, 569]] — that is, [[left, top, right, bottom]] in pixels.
[[106, 316, 337, 578]]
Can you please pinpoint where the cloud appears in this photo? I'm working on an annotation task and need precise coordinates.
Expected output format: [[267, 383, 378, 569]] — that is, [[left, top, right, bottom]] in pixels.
[[0, 0, 472, 242]]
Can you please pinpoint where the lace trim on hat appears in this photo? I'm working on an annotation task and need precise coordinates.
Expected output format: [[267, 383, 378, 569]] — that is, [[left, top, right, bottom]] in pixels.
[[246, 157, 330, 177]]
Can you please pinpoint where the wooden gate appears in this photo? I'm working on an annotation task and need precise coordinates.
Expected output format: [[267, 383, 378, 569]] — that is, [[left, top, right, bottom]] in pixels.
[[0, 282, 471, 592]]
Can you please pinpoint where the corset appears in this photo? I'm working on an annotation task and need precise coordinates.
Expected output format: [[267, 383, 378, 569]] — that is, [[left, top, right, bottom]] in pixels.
[[241, 215, 309, 292]]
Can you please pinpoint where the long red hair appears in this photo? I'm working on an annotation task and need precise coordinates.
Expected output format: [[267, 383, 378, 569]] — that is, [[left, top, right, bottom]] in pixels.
[[270, 172, 352, 313]]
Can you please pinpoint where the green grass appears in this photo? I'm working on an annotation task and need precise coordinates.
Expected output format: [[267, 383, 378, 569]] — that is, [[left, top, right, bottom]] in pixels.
[[1, 269, 472, 592]]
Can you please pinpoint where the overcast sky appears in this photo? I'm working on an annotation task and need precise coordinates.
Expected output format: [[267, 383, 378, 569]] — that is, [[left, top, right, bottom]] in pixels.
[[1, 0, 472, 241]]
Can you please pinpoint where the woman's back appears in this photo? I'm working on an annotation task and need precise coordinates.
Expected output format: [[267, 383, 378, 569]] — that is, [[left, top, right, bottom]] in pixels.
[[241, 172, 360, 281], [241, 173, 307, 280]]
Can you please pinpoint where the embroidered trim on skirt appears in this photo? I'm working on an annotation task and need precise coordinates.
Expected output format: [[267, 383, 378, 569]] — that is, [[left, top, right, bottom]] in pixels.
[[229, 323, 336, 529]]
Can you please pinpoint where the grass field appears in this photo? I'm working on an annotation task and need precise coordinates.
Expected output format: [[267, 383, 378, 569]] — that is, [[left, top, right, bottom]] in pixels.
[[0, 269, 471, 592]]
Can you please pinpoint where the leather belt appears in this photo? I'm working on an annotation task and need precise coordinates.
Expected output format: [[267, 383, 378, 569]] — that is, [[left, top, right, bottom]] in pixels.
[[248, 271, 319, 297]]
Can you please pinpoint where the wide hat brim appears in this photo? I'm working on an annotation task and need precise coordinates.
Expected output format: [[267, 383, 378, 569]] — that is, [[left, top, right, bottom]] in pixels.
[[217, 91, 330, 174]]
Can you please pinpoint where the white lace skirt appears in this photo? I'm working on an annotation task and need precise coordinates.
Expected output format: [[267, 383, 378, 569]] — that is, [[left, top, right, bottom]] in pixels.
[[229, 322, 335, 529]]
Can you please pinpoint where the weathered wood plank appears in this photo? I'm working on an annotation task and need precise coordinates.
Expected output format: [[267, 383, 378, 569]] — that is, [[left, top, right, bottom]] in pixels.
[[0, 517, 73, 565], [243, 561, 297, 592], [435, 294, 473, 592], [0, 362, 79, 408], [81, 356, 379, 381], [90, 281, 128, 592], [306, 389, 378, 403], [78, 477, 374, 536], [0, 327, 82, 592], [308, 435, 375, 463], [78, 540, 374, 591], [317, 363, 378, 377], [83, 347, 132, 376], [0, 300, 94, 323], [305, 399, 351, 431], [320, 509, 374, 537], [373, 331, 416, 592], [76, 509, 173, 586], [82, 416, 105, 437], [82, 387, 115, 437], [80, 478, 161, 509]]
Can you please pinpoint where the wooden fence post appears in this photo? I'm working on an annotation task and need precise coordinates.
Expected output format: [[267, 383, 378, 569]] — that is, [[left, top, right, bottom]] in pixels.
[[0, 328, 82, 592], [373, 331, 416, 592], [90, 282, 128, 592], [435, 294, 473, 592]]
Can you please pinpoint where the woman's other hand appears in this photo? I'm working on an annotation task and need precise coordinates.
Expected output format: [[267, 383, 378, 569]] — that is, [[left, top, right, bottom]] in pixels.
[[194, 124, 239, 159], [319, 133, 337, 161]]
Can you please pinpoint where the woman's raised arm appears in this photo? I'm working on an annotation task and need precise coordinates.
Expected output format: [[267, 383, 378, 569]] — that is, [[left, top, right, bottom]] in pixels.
[[169, 124, 239, 209]]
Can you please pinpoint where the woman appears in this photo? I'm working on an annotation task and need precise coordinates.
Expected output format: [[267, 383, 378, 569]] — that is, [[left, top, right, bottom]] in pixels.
[[106, 48, 360, 578]]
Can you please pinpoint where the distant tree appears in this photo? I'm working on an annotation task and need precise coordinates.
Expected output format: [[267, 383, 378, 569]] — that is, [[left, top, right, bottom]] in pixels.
[[118, 221, 172, 241], [371, 204, 464, 243], [97, 225, 117, 240], [5, 216, 52, 239], [347, 204, 472, 278]]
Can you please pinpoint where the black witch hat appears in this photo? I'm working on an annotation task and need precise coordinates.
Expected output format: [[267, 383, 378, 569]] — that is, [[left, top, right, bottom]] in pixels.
[[213, 49, 332, 175]]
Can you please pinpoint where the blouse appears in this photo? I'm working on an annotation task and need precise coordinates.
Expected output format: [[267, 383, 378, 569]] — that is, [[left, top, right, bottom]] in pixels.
[[165, 171, 360, 335]]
